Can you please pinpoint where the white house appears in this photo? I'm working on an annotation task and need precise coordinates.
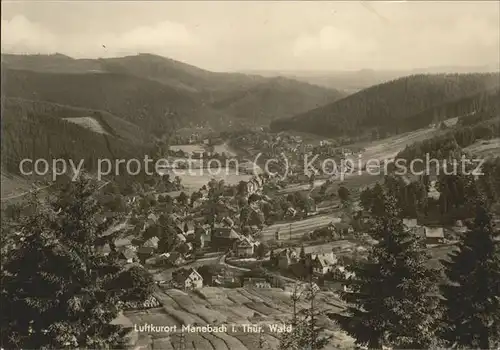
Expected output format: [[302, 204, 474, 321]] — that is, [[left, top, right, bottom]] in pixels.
[[244, 278, 271, 289], [403, 218, 419, 230], [423, 226, 445, 245], [311, 252, 338, 275], [174, 268, 203, 290]]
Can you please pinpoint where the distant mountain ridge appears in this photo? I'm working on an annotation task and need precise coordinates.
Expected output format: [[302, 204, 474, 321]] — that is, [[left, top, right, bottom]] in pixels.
[[244, 64, 500, 92], [270, 72, 500, 138]]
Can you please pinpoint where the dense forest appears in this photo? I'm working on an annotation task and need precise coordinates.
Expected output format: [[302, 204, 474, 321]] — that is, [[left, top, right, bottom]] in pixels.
[[270, 73, 500, 138], [396, 116, 500, 163], [2, 68, 229, 136], [342, 178, 500, 349], [2, 54, 344, 131], [398, 87, 500, 132], [1, 98, 154, 176], [1, 53, 266, 94], [209, 76, 345, 124]]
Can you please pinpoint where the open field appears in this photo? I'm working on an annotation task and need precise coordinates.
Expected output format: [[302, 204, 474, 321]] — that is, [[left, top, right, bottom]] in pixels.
[[175, 170, 252, 194], [123, 286, 353, 349], [270, 240, 356, 256], [1, 173, 32, 200], [277, 179, 324, 194], [213, 142, 238, 157], [167, 143, 256, 193], [464, 138, 500, 158], [352, 126, 440, 165], [170, 144, 206, 154], [442, 116, 459, 127], [63, 117, 109, 135], [260, 214, 339, 241]]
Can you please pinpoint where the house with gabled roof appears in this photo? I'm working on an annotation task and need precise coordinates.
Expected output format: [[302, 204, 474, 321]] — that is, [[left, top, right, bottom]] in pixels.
[[243, 277, 271, 289], [311, 252, 338, 275], [423, 226, 445, 245], [136, 246, 155, 264], [235, 239, 254, 257], [427, 180, 440, 200], [176, 233, 187, 243], [212, 227, 241, 249], [97, 243, 112, 256], [181, 220, 196, 236], [147, 213, 158, 226], [286, 207, 297, 217], [330, 265, 356, 291], [131, 237, 145, 247], [195, 224, 211, 248], [212, 271, 239, 287], [278, 248, 298, 269], [143, 236, 159, 249], [333, 222, 354, 236], [117, 247, 137, 264], [173, 268, 203, 290], [166, 251, 185, 267], [221, 216, 235, 228], [403, 218, 419, 230]]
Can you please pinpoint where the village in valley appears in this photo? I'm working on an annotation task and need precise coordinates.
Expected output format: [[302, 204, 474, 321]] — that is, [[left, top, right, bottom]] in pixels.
[[87, 124, 496, 349], [2, 3, 499, 348]]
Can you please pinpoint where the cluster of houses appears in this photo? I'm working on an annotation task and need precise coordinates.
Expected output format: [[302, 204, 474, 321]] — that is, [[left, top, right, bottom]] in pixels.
[[274, 247, 354, 279], [403, 218, 445, 245], [211, 218, 262, 258], [169, 268, 278, 291], [103, 174, 275, 271]]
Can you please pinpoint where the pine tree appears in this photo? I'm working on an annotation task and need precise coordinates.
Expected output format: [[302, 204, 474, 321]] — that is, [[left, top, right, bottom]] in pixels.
[[440, 205, 500, 348], [332, 188, 441, 348], [279, 280, 330, 350], [300, 245, 306, 262], [1, 175, 127, 349]]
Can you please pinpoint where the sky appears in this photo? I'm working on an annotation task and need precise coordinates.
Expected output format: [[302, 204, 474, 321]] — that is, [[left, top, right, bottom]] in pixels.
[[1, 1, 499, 72]]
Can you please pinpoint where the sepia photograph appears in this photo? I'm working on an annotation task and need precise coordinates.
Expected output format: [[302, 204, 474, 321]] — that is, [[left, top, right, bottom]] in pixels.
[[1, 1, 499, 349]]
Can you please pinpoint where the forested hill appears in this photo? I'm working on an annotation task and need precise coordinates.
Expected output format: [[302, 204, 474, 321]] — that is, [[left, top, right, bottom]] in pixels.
[[270, 73, 500, 138], [209, 76, 346, 124], [399, 87, 500, 132], [2, 67, 230, 136], [1, 97, 152, 176], [1, 53, 266, 94], [2, 53, 344, 130]]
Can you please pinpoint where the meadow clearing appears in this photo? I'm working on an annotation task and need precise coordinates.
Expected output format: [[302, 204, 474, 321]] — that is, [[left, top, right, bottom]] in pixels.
[[63, 116, 109, 135], [464, 137, 500, 158]]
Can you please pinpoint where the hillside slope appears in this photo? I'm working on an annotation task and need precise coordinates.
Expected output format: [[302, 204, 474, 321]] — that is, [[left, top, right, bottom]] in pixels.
[[1, 97, 151, 176], [210, 77, 346, 123], [270, 73, 500, 138], [100, 53, 266, 95], [4, 97, 150, 143], [400, 87, 500, 132], [2, 53, 343, 129], [2, 68, 231, 136]]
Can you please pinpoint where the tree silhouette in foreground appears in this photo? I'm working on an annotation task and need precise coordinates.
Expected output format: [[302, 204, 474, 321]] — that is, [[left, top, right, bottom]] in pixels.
[[1, 175, 131, 349], [440, 205, 500, 349], [333, 188, 441, 348], [279, 279, 330, 350]]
